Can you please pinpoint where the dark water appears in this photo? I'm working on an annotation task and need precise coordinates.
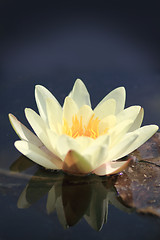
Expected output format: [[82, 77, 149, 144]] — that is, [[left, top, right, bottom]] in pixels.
[[1, 1, 160, 239], [0, 168, 160, 240]]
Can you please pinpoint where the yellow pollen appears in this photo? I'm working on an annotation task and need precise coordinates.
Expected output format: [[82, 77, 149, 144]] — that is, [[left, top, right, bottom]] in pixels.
[[62, 114, 101, 139]]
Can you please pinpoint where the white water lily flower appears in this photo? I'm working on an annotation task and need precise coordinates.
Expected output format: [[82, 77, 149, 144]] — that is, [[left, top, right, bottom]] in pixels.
[[9, 79, 158, 176]]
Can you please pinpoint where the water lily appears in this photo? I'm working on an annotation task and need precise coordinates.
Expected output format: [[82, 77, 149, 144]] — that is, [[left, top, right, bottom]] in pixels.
[[9, 79, 158, 176]]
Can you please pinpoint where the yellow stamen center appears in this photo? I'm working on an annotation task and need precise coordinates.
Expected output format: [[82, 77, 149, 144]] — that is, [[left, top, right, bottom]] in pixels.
[[62, 114, 101, 139]]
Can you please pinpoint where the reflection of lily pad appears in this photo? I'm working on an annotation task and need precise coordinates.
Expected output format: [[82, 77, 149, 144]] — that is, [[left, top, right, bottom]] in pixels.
[[115, 132, 160, 216]]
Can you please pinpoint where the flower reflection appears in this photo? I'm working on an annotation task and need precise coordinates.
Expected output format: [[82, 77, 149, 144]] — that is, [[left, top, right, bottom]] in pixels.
[[11, 157, 133, 230]]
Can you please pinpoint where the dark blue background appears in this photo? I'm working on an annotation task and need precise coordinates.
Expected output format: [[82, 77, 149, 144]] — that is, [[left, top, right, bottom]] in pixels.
[[1, 1, 160, 122]]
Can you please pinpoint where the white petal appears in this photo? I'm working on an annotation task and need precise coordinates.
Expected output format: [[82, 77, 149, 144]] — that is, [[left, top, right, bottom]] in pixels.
[[94, 99, 116, 119], [35, 85, 60, 124], [75, 136, 94, 151], [15, 140, 59, 169], [128, 107, 144, 132], [86, 144, 108, 170], [68, 79, 91, 107], [77, 105, 94, 127], [63, 136, 109, 173], [99, 115, 117, 134], [107, 133, 138, 161], [62, 97, 78, 127], [40, 144, 62, 168], [25, 108, 56, 153], [56, 135, 82, 160], [46, 128, 61, 159], [95, 87, 126, 114], [83, 135, 110, 169], [62, 150, 93, 174], [117, 125, 159, 159], [46, 97, 62, 134], [116, 106, 141, 124], [108, 119, 134, 148], [9, 113, 42, 147]]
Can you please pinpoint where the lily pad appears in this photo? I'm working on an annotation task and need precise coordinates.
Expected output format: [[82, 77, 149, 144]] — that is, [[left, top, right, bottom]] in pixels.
[[115, 132, 160, 216]]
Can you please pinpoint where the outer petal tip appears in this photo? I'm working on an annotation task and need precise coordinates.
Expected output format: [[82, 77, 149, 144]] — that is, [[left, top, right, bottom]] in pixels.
[[24, 107, 30, 114], [8, 113, 17, 122], [75, 78, 83, 83], [69, 78, 91, 107], [24, 108, 33, 120], [147, 124, 159, 134], [8, 113, 13, 122], [108, 158, 131, 175], [94, 158, 131, 176], [14, 140, 24, 151], [35, 85, 43, 96], [24, 108, 37, 119], [35, 84, 45, 91], [117, 86, 126, 96], [154, 125, 159, 131]]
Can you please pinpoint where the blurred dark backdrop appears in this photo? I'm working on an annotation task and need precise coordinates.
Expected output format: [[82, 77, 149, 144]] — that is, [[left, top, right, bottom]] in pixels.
[[1, 0, 160, 149]]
